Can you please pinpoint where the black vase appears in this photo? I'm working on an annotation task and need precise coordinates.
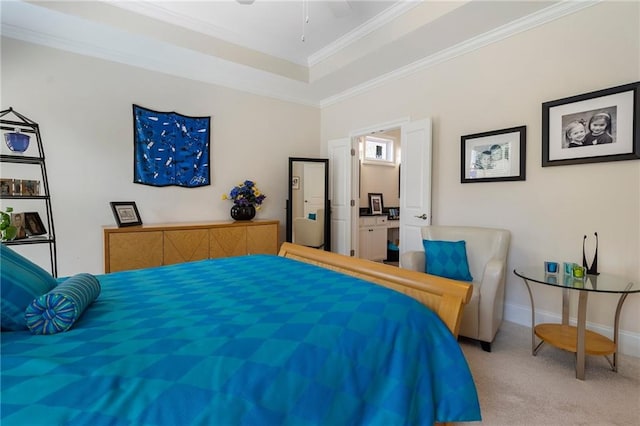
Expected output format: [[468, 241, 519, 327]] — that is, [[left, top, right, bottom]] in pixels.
[[230, 204, 256, 221]]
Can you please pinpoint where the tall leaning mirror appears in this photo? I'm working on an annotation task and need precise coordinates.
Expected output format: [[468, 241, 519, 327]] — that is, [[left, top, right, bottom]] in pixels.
[[286, 157, 330, 251]]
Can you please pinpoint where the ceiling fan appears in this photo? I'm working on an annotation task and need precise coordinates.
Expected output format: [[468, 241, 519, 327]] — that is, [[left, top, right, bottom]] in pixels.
[[234, 0, 354, 42]]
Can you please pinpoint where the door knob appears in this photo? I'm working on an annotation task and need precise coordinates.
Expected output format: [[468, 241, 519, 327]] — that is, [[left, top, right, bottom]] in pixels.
[[415, 214, 428, 220]]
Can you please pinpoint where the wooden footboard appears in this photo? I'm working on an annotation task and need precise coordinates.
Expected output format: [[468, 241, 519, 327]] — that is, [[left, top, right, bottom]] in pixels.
[[278, 243, 472, 337]]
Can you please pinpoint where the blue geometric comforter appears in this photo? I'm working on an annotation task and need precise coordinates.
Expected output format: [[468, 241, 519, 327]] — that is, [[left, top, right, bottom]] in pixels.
[[1, 255, 480, 425]]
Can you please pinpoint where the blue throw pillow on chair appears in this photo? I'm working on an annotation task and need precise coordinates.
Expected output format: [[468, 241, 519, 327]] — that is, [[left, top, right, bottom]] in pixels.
[[423, 239, 473, 282]]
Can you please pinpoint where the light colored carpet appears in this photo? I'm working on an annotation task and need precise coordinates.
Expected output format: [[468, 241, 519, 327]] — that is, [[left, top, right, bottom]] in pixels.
[[458, 321, 640, 425]]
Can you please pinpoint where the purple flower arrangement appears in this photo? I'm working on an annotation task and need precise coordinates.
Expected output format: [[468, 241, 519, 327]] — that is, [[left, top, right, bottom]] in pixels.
[[222, 180, 266, 209]]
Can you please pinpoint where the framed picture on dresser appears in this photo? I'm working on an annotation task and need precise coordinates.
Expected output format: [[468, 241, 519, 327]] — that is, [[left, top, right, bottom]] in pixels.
[[110, 201, 143, 227]]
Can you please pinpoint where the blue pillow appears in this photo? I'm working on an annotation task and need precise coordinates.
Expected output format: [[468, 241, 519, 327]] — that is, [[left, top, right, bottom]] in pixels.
[[25, 273, 101, 335], [423, 239, 473, 282], [308, 213, 316, 220], [1, 244, 57, 330]]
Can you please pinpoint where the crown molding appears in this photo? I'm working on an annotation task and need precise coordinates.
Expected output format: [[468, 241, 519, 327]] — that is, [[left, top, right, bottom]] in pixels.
[[114, 1, 421, 68], [319, 0, 600, 108], [112, 1, 313, 68], [112, 1, 244, 47], [2, 0, 600, 109], [307, 1, 420, 67], [1, 20, 320, 108]]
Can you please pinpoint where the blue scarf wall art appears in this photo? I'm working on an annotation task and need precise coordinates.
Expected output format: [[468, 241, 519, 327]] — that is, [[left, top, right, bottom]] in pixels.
[[133, 105, 211, 187]]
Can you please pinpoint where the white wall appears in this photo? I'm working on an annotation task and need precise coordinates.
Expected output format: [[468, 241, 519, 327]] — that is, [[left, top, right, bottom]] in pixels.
[[320, 2, 640, 353], [1, 38, 320, 276]]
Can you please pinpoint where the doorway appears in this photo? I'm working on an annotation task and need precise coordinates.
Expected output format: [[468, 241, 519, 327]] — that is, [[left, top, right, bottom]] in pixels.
[[356, 129, 401, 263], [328, 118, 432, 261]]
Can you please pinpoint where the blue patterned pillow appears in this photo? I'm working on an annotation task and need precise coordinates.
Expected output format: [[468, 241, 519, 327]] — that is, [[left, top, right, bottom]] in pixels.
[[1, 244, 57, 331], [25, 273, 101, 335], [423, 239, 473, 282]]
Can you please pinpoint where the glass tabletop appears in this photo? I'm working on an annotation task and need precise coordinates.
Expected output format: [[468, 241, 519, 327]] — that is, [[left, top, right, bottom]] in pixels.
[[514, 267, 639, 294]]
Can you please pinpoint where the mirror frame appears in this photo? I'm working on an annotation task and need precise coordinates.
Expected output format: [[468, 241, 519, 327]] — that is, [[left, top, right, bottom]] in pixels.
[[286, 157, 330, 251]]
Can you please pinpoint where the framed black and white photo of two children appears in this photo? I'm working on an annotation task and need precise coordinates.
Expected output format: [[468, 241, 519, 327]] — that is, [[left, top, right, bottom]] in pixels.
[[461, 126, 526, 183], [542, 82, 640, 167]]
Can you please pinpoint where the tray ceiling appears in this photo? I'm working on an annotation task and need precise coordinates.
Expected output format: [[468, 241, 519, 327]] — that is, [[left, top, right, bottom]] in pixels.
[[1, 1, 594, 106]]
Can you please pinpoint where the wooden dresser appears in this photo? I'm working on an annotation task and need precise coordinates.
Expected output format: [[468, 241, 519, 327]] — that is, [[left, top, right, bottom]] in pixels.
[[103, 220, 279, 273]]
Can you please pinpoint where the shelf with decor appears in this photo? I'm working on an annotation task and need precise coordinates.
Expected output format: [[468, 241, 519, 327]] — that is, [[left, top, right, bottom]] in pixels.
[[0, 107, 57, 277]]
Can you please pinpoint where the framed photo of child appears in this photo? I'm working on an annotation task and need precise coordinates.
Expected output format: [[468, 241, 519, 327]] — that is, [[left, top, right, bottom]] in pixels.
[[542, 81, 639, 167], [461, 126, 526, 183], [24, 212, 46, 236]]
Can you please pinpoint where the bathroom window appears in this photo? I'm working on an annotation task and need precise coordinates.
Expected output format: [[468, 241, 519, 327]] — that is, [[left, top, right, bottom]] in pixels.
[[361, 136, 395, 165]]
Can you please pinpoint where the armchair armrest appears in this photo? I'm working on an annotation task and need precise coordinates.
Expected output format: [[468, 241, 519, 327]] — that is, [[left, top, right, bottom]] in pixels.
[[477, 257, 507, 342], [479, 257, 506, 296], [400, 251, 425, 271]]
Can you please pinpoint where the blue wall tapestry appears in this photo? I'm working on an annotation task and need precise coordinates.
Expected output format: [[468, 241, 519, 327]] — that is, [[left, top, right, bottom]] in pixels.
[[133, 105, 211, 187]]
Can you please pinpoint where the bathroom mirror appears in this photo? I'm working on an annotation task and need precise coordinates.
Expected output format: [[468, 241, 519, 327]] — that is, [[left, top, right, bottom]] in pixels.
[[286, 157, 330, 251]]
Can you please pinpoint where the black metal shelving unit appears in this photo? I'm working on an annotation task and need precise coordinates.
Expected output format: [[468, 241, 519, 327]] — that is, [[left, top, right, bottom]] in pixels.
[[1, 108, 57, 276]]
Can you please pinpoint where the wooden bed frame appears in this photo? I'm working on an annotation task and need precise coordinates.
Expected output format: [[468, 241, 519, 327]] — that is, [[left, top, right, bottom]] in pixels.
[[278, 242, 472, 337]]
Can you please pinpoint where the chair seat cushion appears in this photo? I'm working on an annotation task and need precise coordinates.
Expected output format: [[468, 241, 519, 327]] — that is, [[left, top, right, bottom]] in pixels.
[[423, 239, 473, 282]]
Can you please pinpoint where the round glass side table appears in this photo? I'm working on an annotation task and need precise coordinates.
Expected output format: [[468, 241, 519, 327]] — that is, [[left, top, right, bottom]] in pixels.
[[514, 267, 638, 380]]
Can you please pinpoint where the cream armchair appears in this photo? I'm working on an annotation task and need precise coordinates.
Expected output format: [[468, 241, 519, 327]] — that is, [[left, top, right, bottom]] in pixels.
[[401, 225, 511, 352], [293, 209, 324, 249]]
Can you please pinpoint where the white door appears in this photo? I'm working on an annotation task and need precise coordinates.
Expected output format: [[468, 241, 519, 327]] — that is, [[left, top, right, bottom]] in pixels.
[[399, 119, 432, 262], [303, 162, 325, 216], [328, 138, 357, 256]]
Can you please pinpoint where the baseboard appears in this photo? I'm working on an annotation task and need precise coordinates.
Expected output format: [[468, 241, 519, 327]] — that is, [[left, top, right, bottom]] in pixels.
[[504, 302, 640, 358]]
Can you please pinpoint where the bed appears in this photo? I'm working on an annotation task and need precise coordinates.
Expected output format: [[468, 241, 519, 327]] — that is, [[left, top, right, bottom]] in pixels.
[[1, 242, 481, 425]]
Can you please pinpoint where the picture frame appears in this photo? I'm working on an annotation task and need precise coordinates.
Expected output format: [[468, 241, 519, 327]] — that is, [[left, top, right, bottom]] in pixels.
[[542, 82, 640, 167], [0, 178, 13, 196], [110, 201, 143, 227], [368, 192, 384, 215], [10, 212, 27, 240], [20, 180, 40, 196], [11, 180, 21, 195], [461, 126, 526, 183], [24, 212, 46, 236], [388, 208, 400, 220], [291, 176, 300, 190]]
